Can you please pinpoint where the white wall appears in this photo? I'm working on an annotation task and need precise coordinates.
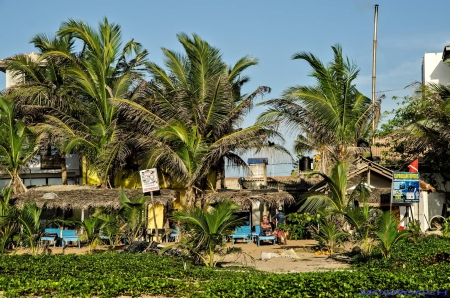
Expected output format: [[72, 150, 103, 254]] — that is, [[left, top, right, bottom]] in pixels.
[[423, 53, 450, 85], [404, 191, 446, 232]]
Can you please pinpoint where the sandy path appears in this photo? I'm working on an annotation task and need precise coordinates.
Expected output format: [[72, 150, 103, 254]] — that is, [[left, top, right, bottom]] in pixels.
[[222, 239, 350, 273], [10, 239, 350, 273]]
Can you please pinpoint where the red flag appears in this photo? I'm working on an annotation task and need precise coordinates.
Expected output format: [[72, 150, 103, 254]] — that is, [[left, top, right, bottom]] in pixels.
[[408, 159, 418, 172]]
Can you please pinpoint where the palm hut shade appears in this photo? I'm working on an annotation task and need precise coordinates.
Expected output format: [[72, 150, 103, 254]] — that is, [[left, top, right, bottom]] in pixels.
[[205, 189, 295, 210], [12, 185, 175, 210]]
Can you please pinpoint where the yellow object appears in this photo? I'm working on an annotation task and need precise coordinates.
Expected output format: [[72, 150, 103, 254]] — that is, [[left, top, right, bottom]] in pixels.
[[147, 204, 164, 230]]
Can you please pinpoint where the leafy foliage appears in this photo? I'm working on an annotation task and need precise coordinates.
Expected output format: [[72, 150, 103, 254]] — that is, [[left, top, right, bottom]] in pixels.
[[258, 44, 377, 173], [374, 211, 409, 258], [379, 85, 450, 173], [172, 199, 243, 267], [1, 240, 450, 297], [280, 212, 320, 239], [0, 96, 40, 194]]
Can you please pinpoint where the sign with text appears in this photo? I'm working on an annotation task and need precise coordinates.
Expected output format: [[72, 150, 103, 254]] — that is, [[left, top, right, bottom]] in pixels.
[[391, 172, 420, 204], [139, 168, 160, 192]]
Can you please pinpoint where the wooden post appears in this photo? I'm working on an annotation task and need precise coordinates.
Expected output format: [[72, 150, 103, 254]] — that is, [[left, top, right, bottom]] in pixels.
[[151, 191, 159, 242]]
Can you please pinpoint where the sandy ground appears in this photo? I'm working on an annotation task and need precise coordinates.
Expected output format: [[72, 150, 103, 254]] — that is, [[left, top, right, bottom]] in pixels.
[[10, 239, 350, 274], [221, 239, 350, 273]]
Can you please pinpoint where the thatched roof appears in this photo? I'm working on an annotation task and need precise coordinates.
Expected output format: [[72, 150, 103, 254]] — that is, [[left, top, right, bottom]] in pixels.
[[205, 189, 295, 210], [12, 185, 175, 210]]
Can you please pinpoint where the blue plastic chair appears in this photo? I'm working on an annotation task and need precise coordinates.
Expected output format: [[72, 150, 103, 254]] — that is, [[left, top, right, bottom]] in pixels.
[[40, 228, 60, 247], [61, 230, 80, 248], [251, 226, 261, 242], [231, 226, 251, 245]]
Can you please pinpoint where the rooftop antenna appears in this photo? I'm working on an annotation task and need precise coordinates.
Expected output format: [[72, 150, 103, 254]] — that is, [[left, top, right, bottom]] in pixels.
[[372, 4, 379, 145]]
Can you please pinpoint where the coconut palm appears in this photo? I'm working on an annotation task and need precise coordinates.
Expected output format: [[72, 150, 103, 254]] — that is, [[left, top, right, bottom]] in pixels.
[[312, 218, 349, 255], [31, 18, 149, 188], [0, 96, 40, 194], [0, 188, 18, 253], [77, 216, 106, 254], [13, 202, 47, 255], [375, 211, 409, 258], [172, 200, 243, 267], [343, 198, 378, 257], [118, 191, 147, 244], [258, 45, 379, 173], [300, 160, 372, 217], [5, 34, 79, 185], [116, 33, 285, 205]]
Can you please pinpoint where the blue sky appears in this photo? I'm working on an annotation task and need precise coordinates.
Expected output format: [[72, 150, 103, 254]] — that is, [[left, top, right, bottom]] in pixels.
[[1, 0, 449, 176]]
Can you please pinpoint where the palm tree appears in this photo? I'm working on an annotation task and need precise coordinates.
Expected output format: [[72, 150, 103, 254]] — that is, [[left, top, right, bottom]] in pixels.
[[375, 211, 408, 258], [116, 33, 285, 205], [0, 96, 40, 194], [312, 218, 349, 255], [172, 200, 242, 267], [300, 161, 350, 213], [258, 45, 379, 173], [343, 197, 378, 257], [5, 34, 79, 185], [14, 202, 47, 255], [300, 160, 373, 235], [118, 191, 147, 243], [27, 18, 149, 188], [77, 216, 106, 254], [0, 188, 18, 253]]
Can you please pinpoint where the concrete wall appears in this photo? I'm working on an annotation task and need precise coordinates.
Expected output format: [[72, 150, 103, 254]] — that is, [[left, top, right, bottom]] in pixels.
[[423, 53, 450, 85]]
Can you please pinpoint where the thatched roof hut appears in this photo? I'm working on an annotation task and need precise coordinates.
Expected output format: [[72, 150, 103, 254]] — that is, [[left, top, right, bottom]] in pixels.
[[12, 185, 175, 210], [205, 189, 295, 210]]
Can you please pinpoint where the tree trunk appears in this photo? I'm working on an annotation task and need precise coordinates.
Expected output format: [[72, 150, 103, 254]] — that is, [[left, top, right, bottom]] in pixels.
[[215, 159, 225, 190], [60, 154, 68, 185], [12, 174, 27, 195], [185, 187, 195, 207]]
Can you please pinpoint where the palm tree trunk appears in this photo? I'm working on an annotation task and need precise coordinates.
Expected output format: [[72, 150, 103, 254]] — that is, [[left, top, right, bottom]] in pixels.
[[215, 159, 225, 190], [12, 174, 27, 195], [60, 154, 68, 185], [185, 187, 195, 207]]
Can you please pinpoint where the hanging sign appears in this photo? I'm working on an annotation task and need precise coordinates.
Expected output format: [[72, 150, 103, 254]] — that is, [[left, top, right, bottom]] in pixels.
[[139, 168, 160, 192], [391, 172, 420, 204]]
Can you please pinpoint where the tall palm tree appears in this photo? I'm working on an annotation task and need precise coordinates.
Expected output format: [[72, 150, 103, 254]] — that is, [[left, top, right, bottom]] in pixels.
[[258, 45, 379, 173], [116, 33, 285, 205], [5, 34, 79, 185], [172, 200, 242, 267], [0, 96, 40, 194], [31, 18, 149, 188]]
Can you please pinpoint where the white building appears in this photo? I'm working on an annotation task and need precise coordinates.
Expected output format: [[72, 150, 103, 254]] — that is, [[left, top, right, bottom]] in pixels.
[[0, 53, 81, 189], [422, 45, 450, 85]]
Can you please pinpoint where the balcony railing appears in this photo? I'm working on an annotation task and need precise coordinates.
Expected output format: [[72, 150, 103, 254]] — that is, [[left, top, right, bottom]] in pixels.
[[40, 155, 61, 170]]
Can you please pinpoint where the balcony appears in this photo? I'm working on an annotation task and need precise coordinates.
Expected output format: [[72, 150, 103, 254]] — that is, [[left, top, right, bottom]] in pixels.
[[40, 155, 61, 170]]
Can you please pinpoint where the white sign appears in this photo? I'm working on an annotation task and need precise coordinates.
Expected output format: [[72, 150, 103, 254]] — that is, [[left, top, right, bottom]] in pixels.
[[139, 168, 160, 192]]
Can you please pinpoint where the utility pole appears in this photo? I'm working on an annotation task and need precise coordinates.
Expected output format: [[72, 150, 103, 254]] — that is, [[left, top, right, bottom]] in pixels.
[[372, 4, 379, 145]]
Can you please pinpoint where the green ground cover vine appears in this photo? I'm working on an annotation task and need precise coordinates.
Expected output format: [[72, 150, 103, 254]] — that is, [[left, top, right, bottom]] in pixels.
[[0, 237, 450, 297]]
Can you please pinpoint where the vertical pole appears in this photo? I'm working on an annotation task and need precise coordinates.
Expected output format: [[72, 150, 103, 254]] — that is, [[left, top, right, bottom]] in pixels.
[[150, 191, 159, 242], [371, 4, 379, 144], [271, 150, 274, 178]]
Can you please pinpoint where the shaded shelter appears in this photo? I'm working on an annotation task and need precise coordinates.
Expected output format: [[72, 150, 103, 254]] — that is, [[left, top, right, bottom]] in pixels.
[[205, 189, 295, 210], [206, 189, 294, 229], [12, 185, 175, 209]]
